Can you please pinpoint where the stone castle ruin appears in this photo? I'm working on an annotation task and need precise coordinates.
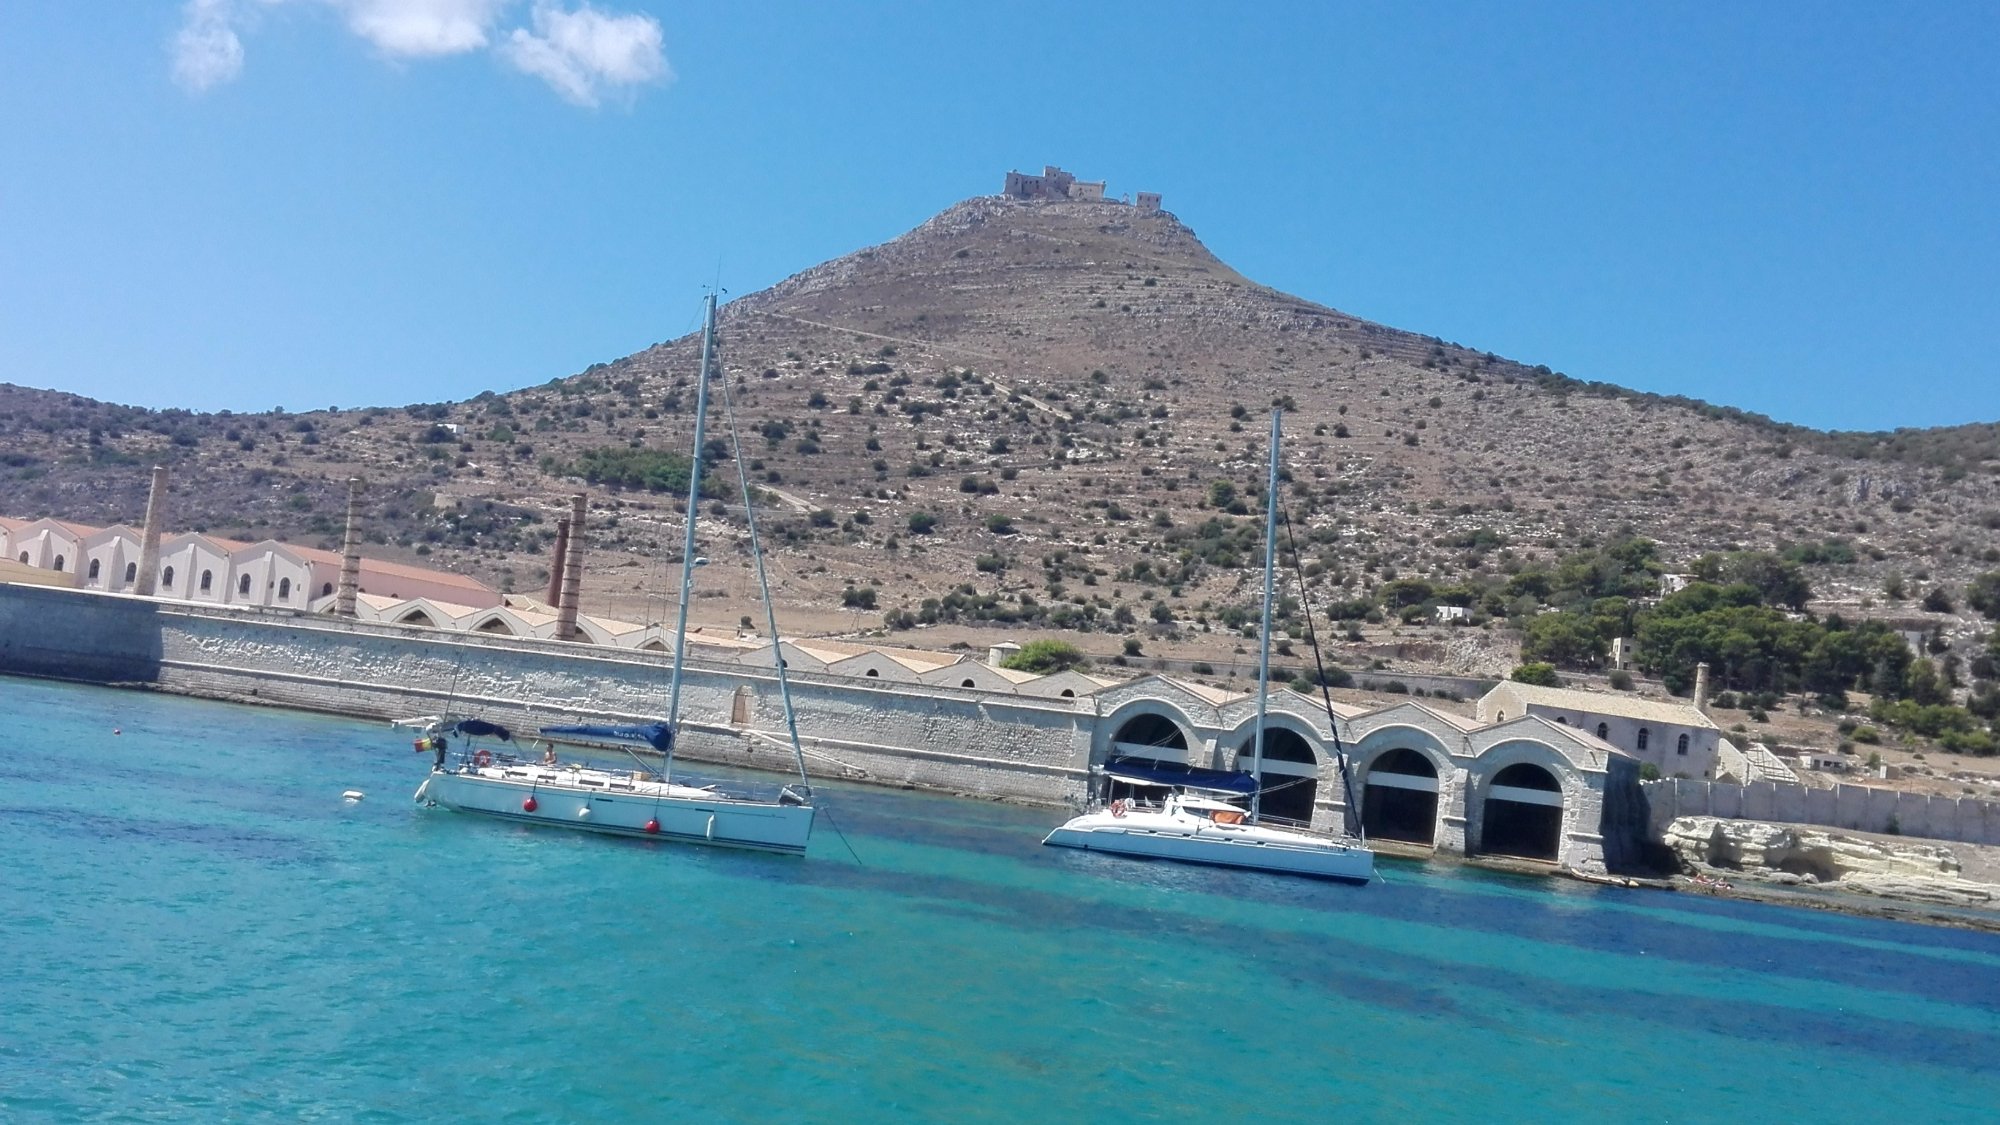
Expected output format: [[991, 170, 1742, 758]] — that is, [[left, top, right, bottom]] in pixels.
[[1002, 165, 1161, 211]]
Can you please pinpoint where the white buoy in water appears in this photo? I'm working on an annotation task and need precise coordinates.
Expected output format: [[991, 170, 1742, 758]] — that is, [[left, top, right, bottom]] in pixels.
[[577, 806, 592, 819], [343, 790, 365, 802]]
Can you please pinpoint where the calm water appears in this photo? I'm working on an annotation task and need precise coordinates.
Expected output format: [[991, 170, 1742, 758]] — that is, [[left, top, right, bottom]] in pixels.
[[4, 676, 1999, 1123]]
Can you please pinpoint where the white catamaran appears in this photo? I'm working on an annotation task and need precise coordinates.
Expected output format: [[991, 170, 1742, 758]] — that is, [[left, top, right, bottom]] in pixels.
[[413, 294, 817, 856], [1043, 410, 1375, 882]]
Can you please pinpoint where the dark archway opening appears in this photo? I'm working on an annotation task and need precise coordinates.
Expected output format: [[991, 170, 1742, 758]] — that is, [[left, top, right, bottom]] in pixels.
[[1105, 713, 1190, 805], [1233, 727, 1318, 824], [1362, 748, 1439, 845], [1480, 762, 1563, 861]]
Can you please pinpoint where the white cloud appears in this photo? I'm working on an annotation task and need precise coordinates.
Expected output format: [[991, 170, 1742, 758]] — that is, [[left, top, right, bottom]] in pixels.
[[167, 0, 670, 106], [172, 0, 247, 92], [328, 0, 511, 58], [500, 2, 669, 107]]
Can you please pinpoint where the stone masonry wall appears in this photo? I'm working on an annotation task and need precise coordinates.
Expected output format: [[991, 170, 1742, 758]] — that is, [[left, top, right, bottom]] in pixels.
[[1642, 777, 2000, 847], [1, 586, 1091, 805]]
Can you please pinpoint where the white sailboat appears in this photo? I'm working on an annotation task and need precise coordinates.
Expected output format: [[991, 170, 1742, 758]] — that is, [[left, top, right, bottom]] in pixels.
[[1043, 410, 1375, 882], [414, 294, 817, 856]]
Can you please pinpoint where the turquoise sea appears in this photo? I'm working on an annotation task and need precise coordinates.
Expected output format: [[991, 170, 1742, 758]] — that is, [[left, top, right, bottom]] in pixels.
[[4, 676, 1999, 1123]]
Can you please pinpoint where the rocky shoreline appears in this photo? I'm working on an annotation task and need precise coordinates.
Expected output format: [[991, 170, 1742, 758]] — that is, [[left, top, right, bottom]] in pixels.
[[1652, 815, 2000, 932]]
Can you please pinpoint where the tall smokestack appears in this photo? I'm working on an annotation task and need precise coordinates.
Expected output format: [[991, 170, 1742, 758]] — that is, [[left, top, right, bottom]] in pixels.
[[1694, 662, 1711, 713], [335, 477, 364, 616], [134, 466, 168, 596], [545, 517, 571, 607], [556, 493, 587, 641]]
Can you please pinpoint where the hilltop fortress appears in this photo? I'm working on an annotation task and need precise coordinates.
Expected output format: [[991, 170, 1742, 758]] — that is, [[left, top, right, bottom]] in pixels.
[[1002, 164, 1161, 211]]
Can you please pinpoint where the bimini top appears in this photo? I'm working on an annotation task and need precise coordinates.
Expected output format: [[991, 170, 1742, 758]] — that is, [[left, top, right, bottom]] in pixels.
[[1104, 755, 1258, 797], [449, 718, 512, 741], [540, 722, 675, 753]]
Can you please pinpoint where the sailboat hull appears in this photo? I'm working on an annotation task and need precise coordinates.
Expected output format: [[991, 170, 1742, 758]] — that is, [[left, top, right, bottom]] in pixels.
[[1044, 810, 1374, 883], [422, 766, 814, 855]]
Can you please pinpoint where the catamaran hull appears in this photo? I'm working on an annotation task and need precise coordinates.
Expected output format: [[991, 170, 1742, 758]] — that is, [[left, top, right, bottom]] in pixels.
[[1043, 817, 1374, 883], [420, 770, 814, 855]]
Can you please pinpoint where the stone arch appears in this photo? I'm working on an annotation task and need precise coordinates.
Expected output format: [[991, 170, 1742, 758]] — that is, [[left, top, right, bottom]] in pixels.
[[1230, 726, 1319, 825], [1477, 760, 1565, 862], [1360, 747, 1440, 846], [1096, 702, 1197, 771]]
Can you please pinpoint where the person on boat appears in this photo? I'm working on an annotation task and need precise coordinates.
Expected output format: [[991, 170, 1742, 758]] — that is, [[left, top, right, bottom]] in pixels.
[[431, 733, 448, 770], [542, 742, 559, 767]]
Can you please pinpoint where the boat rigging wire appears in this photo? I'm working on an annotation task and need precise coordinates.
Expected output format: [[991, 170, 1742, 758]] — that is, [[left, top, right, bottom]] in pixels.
[[715, 318, 813, 792], [1280, 501, 1368, 847]]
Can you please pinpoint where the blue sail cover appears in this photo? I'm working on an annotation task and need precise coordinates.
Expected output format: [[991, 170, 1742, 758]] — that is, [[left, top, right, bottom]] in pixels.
[[1104, 755, 1259, 796], [539, 722, 675, 753]]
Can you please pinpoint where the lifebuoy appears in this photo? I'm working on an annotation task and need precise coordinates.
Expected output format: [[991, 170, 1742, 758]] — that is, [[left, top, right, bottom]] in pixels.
[[472, 749, 493, 768], [1110, 799, 1127, 818]]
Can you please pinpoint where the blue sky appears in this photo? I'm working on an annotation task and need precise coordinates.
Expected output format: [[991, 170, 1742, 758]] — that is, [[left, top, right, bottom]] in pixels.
[[2, 2, 1994, 431]]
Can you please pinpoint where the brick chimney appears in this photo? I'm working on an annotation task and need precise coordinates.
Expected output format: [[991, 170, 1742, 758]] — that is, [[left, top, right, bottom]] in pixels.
[[134, 466, 168, 596], [556, 494, 587, 641], [335, 477, 363, 616], [545, 517, 570, 608]]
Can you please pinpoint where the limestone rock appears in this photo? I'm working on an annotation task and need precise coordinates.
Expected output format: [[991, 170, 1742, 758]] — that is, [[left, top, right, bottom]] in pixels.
[[1664, 815, 2000, 907]]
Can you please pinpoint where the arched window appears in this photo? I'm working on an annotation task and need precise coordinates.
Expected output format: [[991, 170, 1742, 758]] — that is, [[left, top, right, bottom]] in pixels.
[[1060, 689, 1075, 698], [1496, 711, 1506, 721], [1555, 716, 1567, 725], [321, 582, 333, 597], [88, 559, 101, 580], [162, 566, 174, 589], [1677, 733, 1690, 756], [865, 668, 879, 677], [277, 577, 291, 601], [1636, 728, 1650, 752], [52, 555, 65, 572], [200, 570, 212, 592], [961, 679, 976, 688], [123, 562, 136, 582], [1596, 722, 1609, 741], [238, 574, 252, 596]]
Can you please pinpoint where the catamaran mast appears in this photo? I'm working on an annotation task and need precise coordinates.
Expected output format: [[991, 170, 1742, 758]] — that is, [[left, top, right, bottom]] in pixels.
[[1252, 408, 1282, 822], [661, 293, 718, 781]]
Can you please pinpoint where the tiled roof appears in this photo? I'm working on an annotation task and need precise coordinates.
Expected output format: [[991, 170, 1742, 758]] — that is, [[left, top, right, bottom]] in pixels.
[[1491, 681, 1718, 729]]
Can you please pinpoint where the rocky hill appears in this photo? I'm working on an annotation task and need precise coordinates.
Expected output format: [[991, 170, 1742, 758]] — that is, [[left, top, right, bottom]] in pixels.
[[3, 195, 1997, 646]]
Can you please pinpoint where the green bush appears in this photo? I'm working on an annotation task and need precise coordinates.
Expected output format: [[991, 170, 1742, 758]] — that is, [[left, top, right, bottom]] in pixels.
[[1001, 640, 1088, 674], [1510, 662, 1560, 687]]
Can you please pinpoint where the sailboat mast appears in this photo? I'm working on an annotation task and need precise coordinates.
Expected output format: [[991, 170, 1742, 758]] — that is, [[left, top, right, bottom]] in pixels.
[[1252, 408, 1281, 822], [662, 293, 718, 778]]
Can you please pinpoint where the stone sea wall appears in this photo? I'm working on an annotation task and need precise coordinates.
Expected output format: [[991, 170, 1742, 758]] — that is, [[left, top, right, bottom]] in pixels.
[[0, 584, 1090, 804], [1643, 777, 2000, 848]]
